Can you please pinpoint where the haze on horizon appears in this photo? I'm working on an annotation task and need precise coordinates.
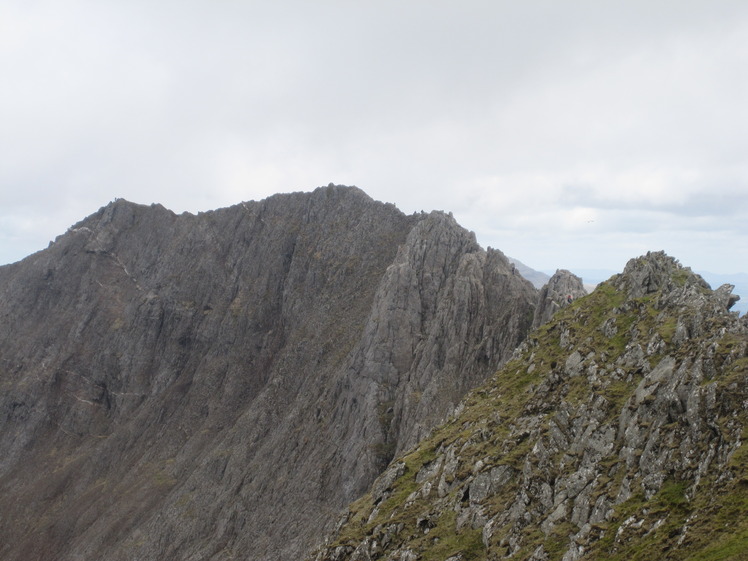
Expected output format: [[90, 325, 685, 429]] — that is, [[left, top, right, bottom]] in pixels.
[[1, 1, 747, 277]]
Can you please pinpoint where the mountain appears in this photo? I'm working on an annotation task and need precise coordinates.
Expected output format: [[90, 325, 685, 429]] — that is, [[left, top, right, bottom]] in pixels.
[[310, 251, 748, 561], [0, 185, 541, 561], [509, 257, 551, 289]]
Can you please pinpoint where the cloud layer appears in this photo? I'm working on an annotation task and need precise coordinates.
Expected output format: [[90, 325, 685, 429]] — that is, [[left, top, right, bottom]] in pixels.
[[2, 1, 747, 275]]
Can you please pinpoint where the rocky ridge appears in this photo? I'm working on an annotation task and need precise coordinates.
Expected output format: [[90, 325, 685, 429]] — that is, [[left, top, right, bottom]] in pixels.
[[532, 269, 587, 330], [310, 251, 748, 561], [0, 185, 539, 561]]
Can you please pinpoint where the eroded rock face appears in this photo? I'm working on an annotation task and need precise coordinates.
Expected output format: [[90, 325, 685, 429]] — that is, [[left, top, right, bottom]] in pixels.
[[0, 185, 538, 561], [311, 252, 748, 561], [532, 269, 587, 329]]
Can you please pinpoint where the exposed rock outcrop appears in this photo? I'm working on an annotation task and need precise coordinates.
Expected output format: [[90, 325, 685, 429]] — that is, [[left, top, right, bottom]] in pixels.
[[532, 269, 587, 329], [311, 251, 748, 561], [0, 185, 538, 561]]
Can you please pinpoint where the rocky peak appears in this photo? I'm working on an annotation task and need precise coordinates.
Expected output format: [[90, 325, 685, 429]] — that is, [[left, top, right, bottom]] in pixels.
[[340, 211, 537, 465], [0, 186, 539, 561], [611, 250, 744, 337], [532, 269, 587, 329], [611, 250, 713, 301], [310, 251, 748, 561]]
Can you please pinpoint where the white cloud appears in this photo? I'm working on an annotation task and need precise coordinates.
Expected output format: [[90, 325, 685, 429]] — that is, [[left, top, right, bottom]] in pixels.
[[1, 1, 747, 274]]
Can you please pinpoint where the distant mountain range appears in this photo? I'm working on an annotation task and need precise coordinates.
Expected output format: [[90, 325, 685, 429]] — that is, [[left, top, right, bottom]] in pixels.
[[507, 257, 551, 289]]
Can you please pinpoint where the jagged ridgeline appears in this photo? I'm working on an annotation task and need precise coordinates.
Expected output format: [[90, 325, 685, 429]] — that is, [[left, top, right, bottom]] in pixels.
[[311, 252, 748, 561], [0, 186, 549, 561]]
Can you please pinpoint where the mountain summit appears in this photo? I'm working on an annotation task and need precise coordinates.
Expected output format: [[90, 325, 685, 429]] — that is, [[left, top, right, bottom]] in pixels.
[[310, 251, 747, 561], [0, 185, 539, 560]]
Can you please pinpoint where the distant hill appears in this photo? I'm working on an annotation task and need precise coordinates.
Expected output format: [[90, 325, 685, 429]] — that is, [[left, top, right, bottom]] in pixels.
[[508, 257, 551, 289]]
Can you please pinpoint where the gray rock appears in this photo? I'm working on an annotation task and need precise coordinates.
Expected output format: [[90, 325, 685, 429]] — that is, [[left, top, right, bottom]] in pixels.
[[715, 283, 740, 311], [0, 186, 540, 561], [469, 465, 514, 503], [565, 351, 585, 377], [311, 252, 748, 561], [532, 269, 587, 329]]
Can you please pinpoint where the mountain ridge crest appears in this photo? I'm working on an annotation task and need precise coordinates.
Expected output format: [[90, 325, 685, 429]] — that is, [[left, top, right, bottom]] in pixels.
[[0, 185, 538, 561], [310, 251, 748, 561]]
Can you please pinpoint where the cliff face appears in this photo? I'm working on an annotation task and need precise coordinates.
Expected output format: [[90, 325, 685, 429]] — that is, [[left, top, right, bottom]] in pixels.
[[531, 269, 587, 329], [311, 251, 748, 561], [0, 185, 537, 561]]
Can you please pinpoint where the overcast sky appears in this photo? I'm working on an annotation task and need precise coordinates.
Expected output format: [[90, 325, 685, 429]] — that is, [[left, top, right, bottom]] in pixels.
[[2, 1, 747, 277]]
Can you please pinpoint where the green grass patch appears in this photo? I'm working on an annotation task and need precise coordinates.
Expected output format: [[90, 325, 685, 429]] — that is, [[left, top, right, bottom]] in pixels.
[[332, 493, 377, 546], [660, 481, 688, 506], [418, 510, 485, 561], [658, 317, 678, 343], [672, 269, 691, 287], [543, 522, 577, 561], [602, 378, 638, 410], [686, 528, 748, 561]]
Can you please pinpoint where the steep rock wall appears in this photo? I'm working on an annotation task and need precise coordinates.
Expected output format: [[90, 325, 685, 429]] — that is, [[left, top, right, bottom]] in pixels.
[[0, 185, 537, 561]]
